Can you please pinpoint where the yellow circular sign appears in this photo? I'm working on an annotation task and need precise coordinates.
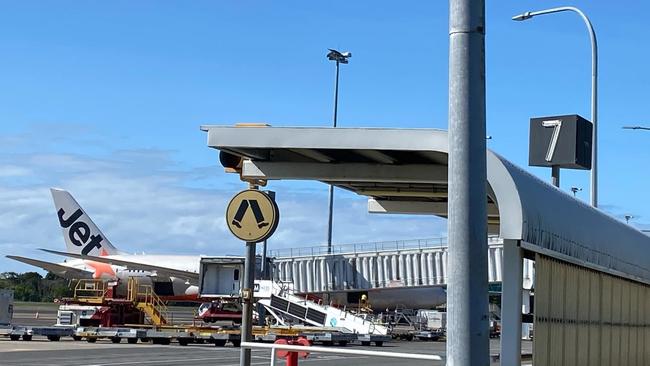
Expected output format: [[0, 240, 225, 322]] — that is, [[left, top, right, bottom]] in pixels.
[[226, 190, 279, 243]]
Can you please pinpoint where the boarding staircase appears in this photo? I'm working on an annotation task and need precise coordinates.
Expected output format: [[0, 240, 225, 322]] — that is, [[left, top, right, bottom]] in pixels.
[[127, 278, 168, 326], [257, 281, 388, 335]]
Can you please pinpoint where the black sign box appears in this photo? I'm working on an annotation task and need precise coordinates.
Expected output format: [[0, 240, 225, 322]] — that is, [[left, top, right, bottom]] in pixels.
[[529, 114, 592, 170]]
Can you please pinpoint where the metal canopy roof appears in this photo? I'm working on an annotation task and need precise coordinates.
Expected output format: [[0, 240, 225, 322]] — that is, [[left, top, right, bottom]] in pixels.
[[202, 125, 650, 283]]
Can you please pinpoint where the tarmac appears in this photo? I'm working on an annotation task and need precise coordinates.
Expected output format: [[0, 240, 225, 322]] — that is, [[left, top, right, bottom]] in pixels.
[[0, 336, 535, 366], [4, 302, 533, 365]]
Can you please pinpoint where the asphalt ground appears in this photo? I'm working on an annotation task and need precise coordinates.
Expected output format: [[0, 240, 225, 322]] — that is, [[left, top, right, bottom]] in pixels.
[[0, 336, 535, 366], [6, 302, 533, 365]]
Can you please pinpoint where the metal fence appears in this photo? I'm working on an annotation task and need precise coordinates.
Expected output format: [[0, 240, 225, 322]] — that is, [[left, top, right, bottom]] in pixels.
[[241, 341, 443, 365], [268, 238, 447, 258]]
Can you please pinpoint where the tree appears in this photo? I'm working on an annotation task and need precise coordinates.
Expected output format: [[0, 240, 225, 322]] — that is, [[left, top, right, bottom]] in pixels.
[[0, 271, 71, 302]]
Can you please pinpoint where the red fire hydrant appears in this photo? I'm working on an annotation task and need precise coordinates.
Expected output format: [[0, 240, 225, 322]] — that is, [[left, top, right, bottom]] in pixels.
[[274, 337, 311, 366]]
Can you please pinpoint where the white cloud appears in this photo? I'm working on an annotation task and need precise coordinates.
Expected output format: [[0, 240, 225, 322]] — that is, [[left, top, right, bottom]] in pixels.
[[0, 165, 32, 177]]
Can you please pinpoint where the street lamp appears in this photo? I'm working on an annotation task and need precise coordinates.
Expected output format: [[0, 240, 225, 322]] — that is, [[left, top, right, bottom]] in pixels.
[[570, 186, 582, 197], [326, 48, 351, 254], [513, 7, 598, 208], [623, 126, 650, 131]]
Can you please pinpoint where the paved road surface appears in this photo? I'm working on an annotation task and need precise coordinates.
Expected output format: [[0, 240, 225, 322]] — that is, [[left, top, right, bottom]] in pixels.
[[0, 336, 534, 366], [6, 302, 532, 365]]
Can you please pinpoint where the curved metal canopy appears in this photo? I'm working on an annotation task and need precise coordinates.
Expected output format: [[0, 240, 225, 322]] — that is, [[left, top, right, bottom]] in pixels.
[[202, 125, 650, 283]]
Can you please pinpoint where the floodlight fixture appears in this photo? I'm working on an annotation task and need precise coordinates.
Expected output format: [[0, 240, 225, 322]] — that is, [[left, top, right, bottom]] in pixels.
[[570, 187, 582, 197], [327, 49, 351, 64]]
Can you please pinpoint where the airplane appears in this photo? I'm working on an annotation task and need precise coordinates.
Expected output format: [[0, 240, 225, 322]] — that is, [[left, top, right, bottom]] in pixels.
[[7, 188, 447, 310], [7, 188, 204, 301]]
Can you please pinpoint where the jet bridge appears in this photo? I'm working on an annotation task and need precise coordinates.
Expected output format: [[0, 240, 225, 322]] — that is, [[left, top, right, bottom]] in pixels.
[[203, 125, 650, 365]]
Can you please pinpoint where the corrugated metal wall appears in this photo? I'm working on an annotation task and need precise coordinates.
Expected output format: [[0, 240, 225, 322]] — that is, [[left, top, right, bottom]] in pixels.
[[534, 254, 650, 366], [271, 244, 533, 292]]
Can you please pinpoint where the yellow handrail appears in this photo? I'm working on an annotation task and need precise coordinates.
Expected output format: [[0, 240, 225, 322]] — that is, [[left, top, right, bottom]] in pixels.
[[127, 277, 168, 325], [74, 279, 108, 300]]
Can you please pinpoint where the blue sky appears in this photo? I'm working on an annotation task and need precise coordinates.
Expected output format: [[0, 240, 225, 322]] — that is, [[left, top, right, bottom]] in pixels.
[[1, 1, 649, 272]]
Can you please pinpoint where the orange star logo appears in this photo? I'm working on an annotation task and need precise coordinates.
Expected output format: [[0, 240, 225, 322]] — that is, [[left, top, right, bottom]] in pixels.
[[85, 249, 116, 279]]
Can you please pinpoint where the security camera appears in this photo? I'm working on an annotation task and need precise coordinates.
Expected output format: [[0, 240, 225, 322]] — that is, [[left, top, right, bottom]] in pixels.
[[341, 52, 351, 58]]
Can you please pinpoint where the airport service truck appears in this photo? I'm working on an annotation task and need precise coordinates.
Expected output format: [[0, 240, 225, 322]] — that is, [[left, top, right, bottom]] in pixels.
[[1, 289, 14, 326], [1, 290, 80, 341], [0, 289, 29, 340]]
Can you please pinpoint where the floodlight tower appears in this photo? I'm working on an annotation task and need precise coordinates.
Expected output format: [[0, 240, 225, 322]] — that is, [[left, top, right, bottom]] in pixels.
[[326, 48, 351, 254]]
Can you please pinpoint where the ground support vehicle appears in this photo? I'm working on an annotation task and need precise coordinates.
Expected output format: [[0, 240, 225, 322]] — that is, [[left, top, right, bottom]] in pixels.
[[415, 329, 445, 341], [31, 326, 75, 341], [75, 327, 147, 343], [1, 325, 32, 341], [357, 334, 391, 347], [303, 332, 358, 346]]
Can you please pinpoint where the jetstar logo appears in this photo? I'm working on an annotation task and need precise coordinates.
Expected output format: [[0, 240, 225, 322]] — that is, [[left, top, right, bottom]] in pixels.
[[57, 208, 104, 255]]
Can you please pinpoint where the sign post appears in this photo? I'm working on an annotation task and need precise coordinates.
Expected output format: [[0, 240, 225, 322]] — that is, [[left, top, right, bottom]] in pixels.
[[226, 188, 279, 366], [529, 114, 593, 188]]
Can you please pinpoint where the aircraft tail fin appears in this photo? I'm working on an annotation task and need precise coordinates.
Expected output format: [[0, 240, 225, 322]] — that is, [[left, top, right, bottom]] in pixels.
[[50, 188, 119, 256]]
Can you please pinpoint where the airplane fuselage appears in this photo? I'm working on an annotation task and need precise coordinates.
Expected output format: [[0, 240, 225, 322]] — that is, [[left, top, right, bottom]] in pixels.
[[60, 254, 200, 300]]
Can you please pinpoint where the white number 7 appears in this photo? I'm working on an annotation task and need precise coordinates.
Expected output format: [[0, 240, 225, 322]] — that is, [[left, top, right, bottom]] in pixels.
[[542, 120, 562, 162]]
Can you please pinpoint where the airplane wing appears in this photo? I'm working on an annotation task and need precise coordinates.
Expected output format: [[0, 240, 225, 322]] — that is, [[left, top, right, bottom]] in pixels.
[[40, 249, 199, 282], [6, 255, 93, 279]]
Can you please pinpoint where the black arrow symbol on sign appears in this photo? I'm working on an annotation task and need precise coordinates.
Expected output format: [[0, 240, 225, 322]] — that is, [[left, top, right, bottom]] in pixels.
[[231, 199, 269, 229]]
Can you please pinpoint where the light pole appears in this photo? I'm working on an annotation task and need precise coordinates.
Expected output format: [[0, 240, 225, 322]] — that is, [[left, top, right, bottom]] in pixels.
[[571, 186, 582, 197], [325, 48, 351, 254], [513, 7, 598, 208], [448, 0, 490, 364]]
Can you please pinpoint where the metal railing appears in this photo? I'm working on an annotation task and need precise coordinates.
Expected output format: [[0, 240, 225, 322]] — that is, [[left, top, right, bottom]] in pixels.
[[241, 341, 443, 365], [127, 278, 168, 325], [269, 237, 448, 258], [73, 279, 108, 300], [269, 235, 503, 258]]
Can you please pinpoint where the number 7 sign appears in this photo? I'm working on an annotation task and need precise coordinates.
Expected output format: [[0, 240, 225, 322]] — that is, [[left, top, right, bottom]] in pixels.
[[542, 119, 562, 162], [529, 114, 593, 170]]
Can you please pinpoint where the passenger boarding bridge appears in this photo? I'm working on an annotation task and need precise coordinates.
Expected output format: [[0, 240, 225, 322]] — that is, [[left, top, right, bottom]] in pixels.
[[270, 237, 534, 294]]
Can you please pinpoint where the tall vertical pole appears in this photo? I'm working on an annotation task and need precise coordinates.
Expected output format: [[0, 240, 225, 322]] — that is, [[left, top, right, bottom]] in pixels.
[[261, 190, 275, 279], [240, 241, 256, 366], [500, 240, 523, 366], [326, 61, 340, 254], [447, 0, 490, 365], [261, 239, 268, 278], [551, 165, 560, 187], [333, 61, 340, 128], [589, 19, 598, 208]]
